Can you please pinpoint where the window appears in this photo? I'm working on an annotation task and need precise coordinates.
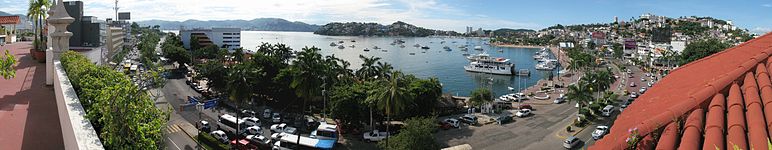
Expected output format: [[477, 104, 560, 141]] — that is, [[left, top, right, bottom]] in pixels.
[[223, 33, 232, 35]]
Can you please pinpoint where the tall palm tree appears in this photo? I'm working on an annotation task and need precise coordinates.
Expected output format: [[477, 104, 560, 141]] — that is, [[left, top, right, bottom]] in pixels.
[[226, 61, 261, 149], [27, 0, 51, 50], [376, 61, 393, 79], [356, 55, 381, 81], [566, 81, 592, 110], [369, 70, 411, 146]]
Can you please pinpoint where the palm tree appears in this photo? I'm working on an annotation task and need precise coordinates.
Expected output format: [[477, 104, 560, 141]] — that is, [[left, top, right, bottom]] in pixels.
[[356, 55, 382, 81], [369, 70, 412, 146], [376, 61, 393, 79], [225, 61, 261, 149], [566, 81, 592, 110], [27, 0, 51, 50]]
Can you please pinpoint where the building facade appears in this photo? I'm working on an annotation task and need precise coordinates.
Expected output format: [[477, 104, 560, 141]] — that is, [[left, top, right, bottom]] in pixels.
[[105, 27, 124, 55], [179, 28, 241, 51], [64, 1, 105, 47]]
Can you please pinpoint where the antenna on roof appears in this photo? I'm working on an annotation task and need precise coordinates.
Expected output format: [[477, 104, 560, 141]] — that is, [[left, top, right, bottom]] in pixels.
[[114, 0, 119, 20]]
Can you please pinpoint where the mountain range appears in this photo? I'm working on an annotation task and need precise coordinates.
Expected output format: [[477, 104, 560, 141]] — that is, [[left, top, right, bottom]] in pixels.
[[314, 21, 459, 37], [135, 18, 320, 32]]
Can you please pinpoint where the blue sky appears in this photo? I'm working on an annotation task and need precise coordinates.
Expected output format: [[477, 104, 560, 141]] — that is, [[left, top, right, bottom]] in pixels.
[[2, 0, 771, 33]]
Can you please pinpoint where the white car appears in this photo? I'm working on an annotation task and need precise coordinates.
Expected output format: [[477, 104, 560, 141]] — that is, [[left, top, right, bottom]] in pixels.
[[244, 126, 262, 135], [443, 118, 460, 128], [242, 109, 257, 117], [210, 130, 229, 143], [272, 113, 281, 123], [363, 130, 390, 142], [629, 82, 636, 87], [639, 87, 647, 94], [563, 136, 580, 149], [242, 117, 261, 127], [246, 135, 270, 146], [554, 94, 566, 104], [592, 126, 609, 140], [630, 92, 638, 98], [270, 123, 297, 134], [515, 109, 532, 117]]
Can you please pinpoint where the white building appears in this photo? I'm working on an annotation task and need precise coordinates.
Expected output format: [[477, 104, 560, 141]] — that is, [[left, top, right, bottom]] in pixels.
[[180, 28, 241, 51], [105, 27, 124, 55]]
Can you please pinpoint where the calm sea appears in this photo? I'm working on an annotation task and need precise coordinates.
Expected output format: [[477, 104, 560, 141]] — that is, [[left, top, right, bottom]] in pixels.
[[237, 31, 557, 97]]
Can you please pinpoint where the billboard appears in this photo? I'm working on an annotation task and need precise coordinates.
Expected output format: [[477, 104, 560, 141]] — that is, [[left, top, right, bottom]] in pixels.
[[118, 12, 130, 20]]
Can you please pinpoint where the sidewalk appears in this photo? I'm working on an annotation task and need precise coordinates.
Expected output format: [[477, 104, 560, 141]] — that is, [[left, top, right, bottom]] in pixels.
[[0, 42, 64, 149]]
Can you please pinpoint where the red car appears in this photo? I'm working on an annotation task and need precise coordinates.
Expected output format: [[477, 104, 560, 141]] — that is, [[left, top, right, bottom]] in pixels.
[[438, 121, 452, 130], [230, 139, 258, 150], [519, 104, 533, 110]]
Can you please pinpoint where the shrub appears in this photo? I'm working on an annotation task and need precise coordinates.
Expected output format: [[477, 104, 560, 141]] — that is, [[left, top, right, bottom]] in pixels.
[[61, 51, 168, 149], [198, 133, 230, 150]]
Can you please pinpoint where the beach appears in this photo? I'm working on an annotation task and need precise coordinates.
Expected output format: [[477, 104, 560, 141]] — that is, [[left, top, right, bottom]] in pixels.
[[490, 43, 547, 49]]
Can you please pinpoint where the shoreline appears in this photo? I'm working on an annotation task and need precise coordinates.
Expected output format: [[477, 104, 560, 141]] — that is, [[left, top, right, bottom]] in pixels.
[[490, 43, 547, 49]]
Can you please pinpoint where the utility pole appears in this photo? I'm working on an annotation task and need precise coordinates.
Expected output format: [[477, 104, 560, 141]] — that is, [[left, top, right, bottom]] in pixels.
[[114, 0, 119, 20]]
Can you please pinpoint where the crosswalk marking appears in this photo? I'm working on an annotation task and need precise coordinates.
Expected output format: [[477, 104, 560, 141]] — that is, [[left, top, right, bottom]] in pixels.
[[165, 124, 182, 134]]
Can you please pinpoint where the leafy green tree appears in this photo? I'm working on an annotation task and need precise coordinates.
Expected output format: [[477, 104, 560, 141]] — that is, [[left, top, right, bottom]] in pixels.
[[162, 44, 191, 65], [196, 61, 227, 93], [469, 88, 492, 107], [612, 43, 624, 59], [233, 47, 245, 62], [329, 82, 371, 130], [405, 77, 442, 117], [190, 36, 201, 51], [377, 116, 440, 150], [1, 50, 16, 79], [368, 70, 412, 143], [225, 61, 262, 149], [566, 81, 592, 110], [356, 55, 382, 81], [679, 38, 731, 65]]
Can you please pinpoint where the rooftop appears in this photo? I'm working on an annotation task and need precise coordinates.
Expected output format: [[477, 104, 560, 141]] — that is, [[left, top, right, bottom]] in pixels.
[[591, 33, 772, 149], [0, 16, 20, 25], [0, 42, 64, 149]]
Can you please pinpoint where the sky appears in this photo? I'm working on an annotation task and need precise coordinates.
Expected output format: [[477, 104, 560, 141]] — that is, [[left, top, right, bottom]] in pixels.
[[2, 0, 771, 34]]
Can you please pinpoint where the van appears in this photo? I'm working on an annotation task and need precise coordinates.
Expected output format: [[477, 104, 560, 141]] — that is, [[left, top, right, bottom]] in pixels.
[[601, 105, 614, 117], [563, 136, 580, 149]]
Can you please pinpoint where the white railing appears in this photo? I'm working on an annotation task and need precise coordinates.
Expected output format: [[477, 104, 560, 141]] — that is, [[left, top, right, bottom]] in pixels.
[[53, 61, 105, 150]]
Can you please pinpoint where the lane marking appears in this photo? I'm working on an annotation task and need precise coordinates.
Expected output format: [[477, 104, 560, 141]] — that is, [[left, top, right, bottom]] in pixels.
[[167, 136, 182, 150]]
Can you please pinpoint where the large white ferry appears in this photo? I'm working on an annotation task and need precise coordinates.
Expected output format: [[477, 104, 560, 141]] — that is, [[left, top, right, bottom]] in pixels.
[[464, 53, 515, 75]]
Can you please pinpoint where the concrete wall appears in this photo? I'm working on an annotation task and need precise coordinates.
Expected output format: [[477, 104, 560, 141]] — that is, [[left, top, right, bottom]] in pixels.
[[53, 61, 105, 150]]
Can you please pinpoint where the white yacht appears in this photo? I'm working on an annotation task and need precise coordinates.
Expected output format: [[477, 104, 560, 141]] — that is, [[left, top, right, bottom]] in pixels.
[[474, 46, 483, 50], [464, 53, 515, 75], [533, 50, 548, 60]]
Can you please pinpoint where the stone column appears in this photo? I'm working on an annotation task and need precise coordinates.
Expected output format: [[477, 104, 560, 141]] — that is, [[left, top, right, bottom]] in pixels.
[[46, 0, 74, 85]]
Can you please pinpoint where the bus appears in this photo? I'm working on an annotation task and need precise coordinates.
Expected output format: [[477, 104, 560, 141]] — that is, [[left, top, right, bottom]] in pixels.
[[310, 122, 337, 141], [273, 134, 335, 150], [218, 114, 246, 134]]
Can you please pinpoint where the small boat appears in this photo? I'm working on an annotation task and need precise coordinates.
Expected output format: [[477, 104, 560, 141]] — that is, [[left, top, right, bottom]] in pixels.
[[390, 42, 397, 46], [382, 49, 388, 52], [421, 46, 430, 49], [458, 45, 467, 48], [452, 41, 457, 43], [338, 41, 344, 43], [351, 40, 356, 42], [461, 47, 468, 51], [421, 51, 426, 53], [413, 44, 421, 47], [364, 48, 370, 52], [373, 46, 381, 49], [399, 45, 406, 48], [338, 45, 345, 49], [409, 53, 416, 55], [443, 46, 451, 51], [462, 53, 470, 56], [498, 49, 504, 53], [440, 41, 446, 44], [517, 69, 531, 76], [349, 45, 355, 48], [474, 46, 483, 50], [330, 42, 337, 46]]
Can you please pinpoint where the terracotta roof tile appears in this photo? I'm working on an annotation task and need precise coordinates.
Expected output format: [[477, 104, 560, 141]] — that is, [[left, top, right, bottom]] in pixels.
[[0, 16, 20, 24], [591, 32, 772, 150]]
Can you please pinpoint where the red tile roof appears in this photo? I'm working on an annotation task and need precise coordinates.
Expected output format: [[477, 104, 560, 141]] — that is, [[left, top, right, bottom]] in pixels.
[[591, 32, 772, 150], [0, 16, 20, 24]]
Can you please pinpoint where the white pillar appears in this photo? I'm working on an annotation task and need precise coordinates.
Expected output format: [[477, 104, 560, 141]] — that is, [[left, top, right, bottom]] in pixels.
[[46, 0, 74, 85]]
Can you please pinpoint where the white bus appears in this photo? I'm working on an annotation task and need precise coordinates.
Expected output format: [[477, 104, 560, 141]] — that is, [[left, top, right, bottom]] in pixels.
[[310, 122, 337, 141], [218, 114, 246, 134], [273, 134, 335, 150]]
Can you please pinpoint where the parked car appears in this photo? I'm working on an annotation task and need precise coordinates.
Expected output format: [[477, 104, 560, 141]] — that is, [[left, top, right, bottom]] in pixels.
[[592, 126, 610, 140], [199, 120, 211, 132], [263, 109, 272, 119], [210, 130, 229, 144], [639, 87, 647, 94], [554, 94, 566, 104], [629, 82, 636, 87], [519, 104, 533, 110], [495, 115, 513, 125], [443, 118, 460, 128], [563, 136, 581, 149], [601, 105, 614, 117], [515, 109, 532, 117], [246, 134, 271, 146], [270, 123, 297, 134], [272, 113, 281, 123], [620, 100, 631, 112], [243, 126, 263, 135], [438, 121, 452, 130], [363, 130, 390, 142], [242, 117, 261, 127], [242, 109, 257, 117], [630, 92, 638, 98], [459, 114, 478, 125]]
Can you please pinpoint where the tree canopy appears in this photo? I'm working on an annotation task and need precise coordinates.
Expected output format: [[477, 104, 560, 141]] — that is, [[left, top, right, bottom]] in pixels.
[[679, 38, 731, 65]]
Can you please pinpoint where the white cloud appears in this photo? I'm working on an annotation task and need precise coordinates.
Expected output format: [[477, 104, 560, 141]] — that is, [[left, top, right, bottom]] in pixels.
[[3, 0, 537, 32], [751, 27, 771, 34], [763, 4, 772, 7]]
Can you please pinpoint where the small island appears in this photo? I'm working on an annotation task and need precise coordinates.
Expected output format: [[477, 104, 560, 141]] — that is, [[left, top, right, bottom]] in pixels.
[[314, 21, 459, 37]]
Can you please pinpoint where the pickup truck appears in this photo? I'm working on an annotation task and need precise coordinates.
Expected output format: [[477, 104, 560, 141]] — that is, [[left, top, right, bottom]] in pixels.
[[363, 130, 390, 142]]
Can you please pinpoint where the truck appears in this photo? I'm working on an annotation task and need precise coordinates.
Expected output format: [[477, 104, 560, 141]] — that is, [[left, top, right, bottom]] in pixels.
[[363, 130, 390, 142]]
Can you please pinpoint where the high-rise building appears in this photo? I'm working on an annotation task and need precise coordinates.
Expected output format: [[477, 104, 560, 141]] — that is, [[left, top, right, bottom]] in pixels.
[[64, 1, 105, 47], [105, 27, 124, 55]]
